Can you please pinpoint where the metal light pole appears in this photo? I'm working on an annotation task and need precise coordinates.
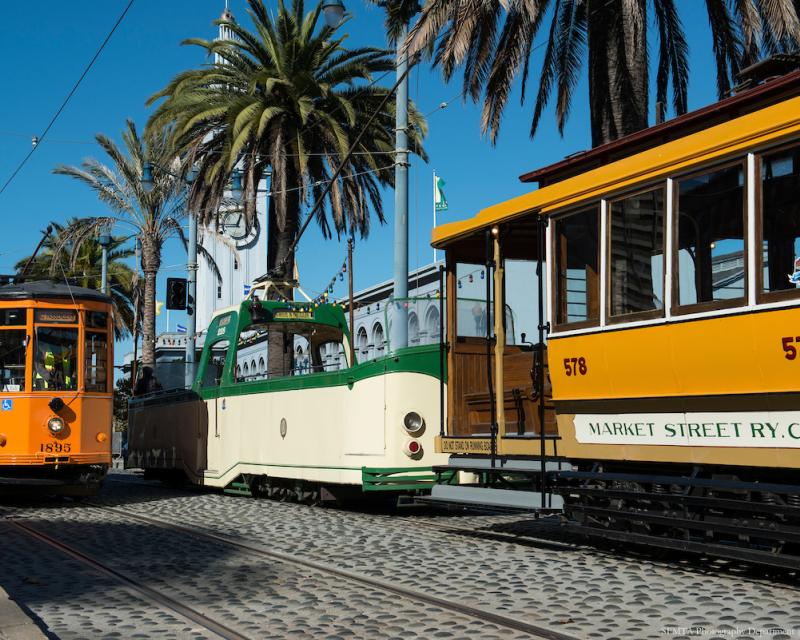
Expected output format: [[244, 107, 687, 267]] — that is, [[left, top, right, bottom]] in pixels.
[[185, 214, 198, 387], [98, 233, 112, 294], [391, 23, 410, 352], [321, 0, 411, 353]]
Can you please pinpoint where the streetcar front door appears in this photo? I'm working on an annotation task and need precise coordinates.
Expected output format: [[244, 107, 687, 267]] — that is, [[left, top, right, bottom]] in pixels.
[[200, 341, 230, 477]]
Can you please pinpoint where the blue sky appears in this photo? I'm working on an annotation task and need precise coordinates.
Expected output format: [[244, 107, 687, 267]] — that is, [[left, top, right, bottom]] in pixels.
[[0, 1, 722, 363]]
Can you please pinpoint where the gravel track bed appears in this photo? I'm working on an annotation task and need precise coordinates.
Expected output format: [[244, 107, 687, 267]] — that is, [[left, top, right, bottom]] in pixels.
[[94, 475, 800, 640]]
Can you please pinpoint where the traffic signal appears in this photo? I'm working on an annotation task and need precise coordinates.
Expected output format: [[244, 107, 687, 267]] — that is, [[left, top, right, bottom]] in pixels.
[[166, 278, 187, 310]]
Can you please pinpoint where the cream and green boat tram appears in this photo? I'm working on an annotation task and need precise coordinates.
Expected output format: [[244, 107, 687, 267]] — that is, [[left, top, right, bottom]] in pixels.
[[127, 297, 452, 499]]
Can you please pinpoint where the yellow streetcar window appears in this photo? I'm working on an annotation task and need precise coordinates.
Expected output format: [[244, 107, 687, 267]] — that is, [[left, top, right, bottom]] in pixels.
[[609, 188, 666, 319], [675, 163, 746, 311], [554, 206, 600, 327], [760, 144, 800, 299], [34, 327, 78, 391], [0, 330, 27, 392], [455, 262, 494, 339]]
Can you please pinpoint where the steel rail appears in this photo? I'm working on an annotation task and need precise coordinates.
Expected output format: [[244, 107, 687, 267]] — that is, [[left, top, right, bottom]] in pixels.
[[7, 519, 251, 640], [96, 505, 580, 640]]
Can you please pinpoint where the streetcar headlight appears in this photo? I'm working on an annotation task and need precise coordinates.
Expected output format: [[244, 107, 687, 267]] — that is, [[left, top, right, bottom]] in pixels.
[[47, 417, 65, 435], [0, 434, 6, 447], [403, 411, 425, 435], [96, 432, 108, 443]]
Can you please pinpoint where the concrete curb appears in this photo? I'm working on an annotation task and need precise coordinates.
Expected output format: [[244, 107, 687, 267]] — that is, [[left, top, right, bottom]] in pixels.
[[0, 588, 47, 640]]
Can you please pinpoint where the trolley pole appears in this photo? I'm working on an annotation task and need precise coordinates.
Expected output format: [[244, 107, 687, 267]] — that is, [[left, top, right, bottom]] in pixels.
[[98, 234, 112, 294], [348, 236, 355, 365], [390, 22, 410, 353], [19, 226, 53, 281]]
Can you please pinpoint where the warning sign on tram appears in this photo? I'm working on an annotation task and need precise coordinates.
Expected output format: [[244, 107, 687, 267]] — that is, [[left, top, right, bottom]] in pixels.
[[439, 438, 492, 454]]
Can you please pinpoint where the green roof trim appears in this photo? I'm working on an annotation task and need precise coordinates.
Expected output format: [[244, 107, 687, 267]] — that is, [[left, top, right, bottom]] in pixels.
[[194, 298, 446, 401]]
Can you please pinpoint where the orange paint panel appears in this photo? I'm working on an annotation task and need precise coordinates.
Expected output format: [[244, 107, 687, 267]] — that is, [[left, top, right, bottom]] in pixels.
[[0, 395, 112, 464]]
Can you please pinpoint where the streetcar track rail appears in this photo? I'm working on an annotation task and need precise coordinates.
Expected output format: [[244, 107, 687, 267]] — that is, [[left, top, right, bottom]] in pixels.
[[96, 504, 580, 640], [6, 518, 250, 640]]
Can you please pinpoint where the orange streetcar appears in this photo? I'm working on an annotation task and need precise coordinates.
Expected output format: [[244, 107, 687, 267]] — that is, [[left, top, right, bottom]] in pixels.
[[0, 281, 113, 495]]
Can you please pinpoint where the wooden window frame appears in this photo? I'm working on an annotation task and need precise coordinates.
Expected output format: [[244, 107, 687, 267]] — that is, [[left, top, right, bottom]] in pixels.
[[671, 159, 748, 317], [605, 184, 668, 325], [755, 139, 800, 304], [551, 204, 601, 332]]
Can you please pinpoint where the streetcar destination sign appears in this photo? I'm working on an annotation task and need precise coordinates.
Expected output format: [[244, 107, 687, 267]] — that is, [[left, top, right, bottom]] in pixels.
[[273, 310, 313, 320], [574, 412, 800, 447]]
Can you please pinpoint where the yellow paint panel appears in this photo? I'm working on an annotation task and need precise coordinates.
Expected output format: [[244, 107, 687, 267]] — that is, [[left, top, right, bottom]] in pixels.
[[432, 96, 800, 247], [549, 307, 800, 400]]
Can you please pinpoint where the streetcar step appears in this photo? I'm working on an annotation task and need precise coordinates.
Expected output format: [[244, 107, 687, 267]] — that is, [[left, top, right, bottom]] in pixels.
[[223, 481, 252, 497], [437, 456, 568, 475], [418, 484, 563, 511]]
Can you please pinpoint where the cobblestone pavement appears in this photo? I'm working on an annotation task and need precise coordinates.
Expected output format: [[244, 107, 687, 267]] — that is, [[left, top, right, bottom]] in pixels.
[[2, 472, 800, 640], [0, 481, 531, 640]]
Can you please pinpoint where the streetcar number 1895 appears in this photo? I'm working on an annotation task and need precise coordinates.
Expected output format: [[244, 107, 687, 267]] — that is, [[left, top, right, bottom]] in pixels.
[[39, 442, 71, 453]]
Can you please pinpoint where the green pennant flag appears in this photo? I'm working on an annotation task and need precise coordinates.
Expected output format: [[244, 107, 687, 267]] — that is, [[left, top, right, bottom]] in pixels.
[[434, 175, 448, 212]]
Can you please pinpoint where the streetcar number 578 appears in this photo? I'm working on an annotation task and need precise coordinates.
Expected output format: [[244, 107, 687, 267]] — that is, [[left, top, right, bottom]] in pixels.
[[563, 357, 587, 376]]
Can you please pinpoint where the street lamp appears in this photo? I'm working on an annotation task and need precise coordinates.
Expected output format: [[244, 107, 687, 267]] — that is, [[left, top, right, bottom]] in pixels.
[[97, 233, 112, 294], [230, 169, 243, 203], [316, 0, 411, 352], [141, 162, 155, 193], [321, 0, 345, 28]]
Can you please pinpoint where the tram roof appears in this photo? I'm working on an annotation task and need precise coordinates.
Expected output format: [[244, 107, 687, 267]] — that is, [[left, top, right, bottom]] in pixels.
[[432, 68, 800, 250], [0, 280, 111, 303]]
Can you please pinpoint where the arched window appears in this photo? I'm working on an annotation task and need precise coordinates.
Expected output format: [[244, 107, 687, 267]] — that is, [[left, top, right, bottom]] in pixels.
[[426, 307, 441, 342], [235, 364, 241, 379], [295, 345, 306, 373], [372, 322, 385, 356], [243, 362, 250, 377], [408, 312, 419, 345], [357, 327, 368, 357], [258, 357, 266, 374]]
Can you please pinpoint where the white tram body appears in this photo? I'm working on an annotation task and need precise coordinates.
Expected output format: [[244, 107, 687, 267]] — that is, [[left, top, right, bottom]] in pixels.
[[128, 298, 450, 497]]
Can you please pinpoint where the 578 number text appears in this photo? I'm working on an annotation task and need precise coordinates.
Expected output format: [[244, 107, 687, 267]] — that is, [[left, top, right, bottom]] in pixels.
[[563, 357, 588, 376], [781, 336, 800, 360]]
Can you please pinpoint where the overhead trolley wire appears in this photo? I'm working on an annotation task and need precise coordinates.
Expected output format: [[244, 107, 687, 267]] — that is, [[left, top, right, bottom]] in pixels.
[[0, 0, 136, 199]]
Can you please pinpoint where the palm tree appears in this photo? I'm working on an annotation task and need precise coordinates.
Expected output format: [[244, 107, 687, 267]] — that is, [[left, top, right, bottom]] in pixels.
[[406, 0, 800, 147], [147, 0, 427, 286], [52, 121, 187, 369], [15, 219, 139, 341]]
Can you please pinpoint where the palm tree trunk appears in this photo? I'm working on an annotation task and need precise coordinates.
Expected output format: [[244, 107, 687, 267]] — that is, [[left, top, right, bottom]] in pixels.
[[140, 236, 161, 371], [266, 181, 300, 376], [588, 0, 649, 147]]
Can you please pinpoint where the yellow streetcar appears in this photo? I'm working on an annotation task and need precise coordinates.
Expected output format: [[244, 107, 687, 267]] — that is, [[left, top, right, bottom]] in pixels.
[[0, 281, 113, 495], [429, 64, 800, 567]]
